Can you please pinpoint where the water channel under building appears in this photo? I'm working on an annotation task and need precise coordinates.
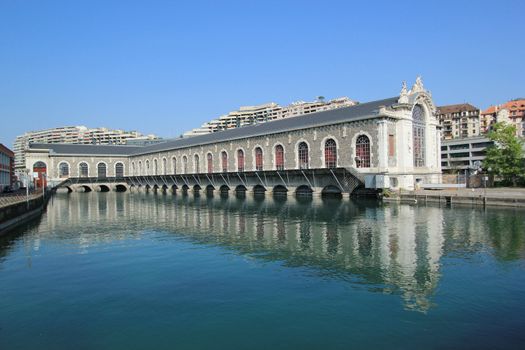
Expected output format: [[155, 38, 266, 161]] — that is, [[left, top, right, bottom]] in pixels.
[[1, 192, 524, 349]]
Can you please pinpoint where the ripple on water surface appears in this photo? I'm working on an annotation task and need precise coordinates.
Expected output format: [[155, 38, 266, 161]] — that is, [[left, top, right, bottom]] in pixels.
[[0, 192, 525, 349]]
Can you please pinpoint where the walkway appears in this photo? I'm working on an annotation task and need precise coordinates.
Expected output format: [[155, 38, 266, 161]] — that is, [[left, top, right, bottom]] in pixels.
[[0, 192, 43, 209], [411, 188, 525, 199], [391, 187, 525, 208]]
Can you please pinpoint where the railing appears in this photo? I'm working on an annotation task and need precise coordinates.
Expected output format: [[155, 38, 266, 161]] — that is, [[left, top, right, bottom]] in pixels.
[[57, 167, 366, 193], [0, 191, 43, 209], [343, 167, 366, 183], [124, 168, 363, 181], [61, 177, 127, 185]]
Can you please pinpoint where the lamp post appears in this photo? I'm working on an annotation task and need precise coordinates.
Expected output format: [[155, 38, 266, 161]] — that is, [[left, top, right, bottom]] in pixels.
[[25, 168, 30, 209], [485, 167, 492, 198], [42, 173, 46, 199]]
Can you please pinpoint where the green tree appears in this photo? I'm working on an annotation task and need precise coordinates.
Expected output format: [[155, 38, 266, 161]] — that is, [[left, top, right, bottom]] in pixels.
[[484, 122, 525, 186]]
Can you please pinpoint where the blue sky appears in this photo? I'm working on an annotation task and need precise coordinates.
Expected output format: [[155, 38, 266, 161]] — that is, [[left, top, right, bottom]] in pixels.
[[1, 0, 524, 147]]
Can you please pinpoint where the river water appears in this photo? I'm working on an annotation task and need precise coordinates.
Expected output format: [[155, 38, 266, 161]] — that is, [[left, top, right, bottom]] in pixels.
[[1, 192, 524, 349]]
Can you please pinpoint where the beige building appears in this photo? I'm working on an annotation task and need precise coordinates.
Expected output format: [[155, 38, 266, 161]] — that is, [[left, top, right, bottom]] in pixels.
[[183, 97, 357, 137], [481, 99, 525, 136], [436, 103, 480, 140], [25, 78, 442, 192]]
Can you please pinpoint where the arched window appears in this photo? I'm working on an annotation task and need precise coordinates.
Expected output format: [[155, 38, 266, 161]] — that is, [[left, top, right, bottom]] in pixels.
[[207, 153, 213, 173], [138, 161, 143, 175], [32, 161, 47, 188], [221, 151, 228, 172], [153, 159, 158, 175], [162, 158, 167, 175], [355, 135, 371, 168], [79, 162, 89, 177], [298, 142, 309, 169], [255, 147, 263, 171], [97, 163, 107, 178], [194, 154, 200, 173], [275, 145, 284, 170], [33, 161, 47, 188], [115, 162, 124, 177], [324, 139, 337, 168], [145, 160, 150, 175], [58, 162, 69, 178], [131, 162, 135, 176], [33, 161, 46, 170], [182, 156, 188, 174], [237, 149, 245, 172], [413, 105, 425, 167], [172, 157, 177, 174]]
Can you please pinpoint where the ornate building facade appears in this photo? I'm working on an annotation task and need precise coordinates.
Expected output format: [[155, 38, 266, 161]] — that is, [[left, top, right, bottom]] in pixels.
[[24, 78, 442, 193]]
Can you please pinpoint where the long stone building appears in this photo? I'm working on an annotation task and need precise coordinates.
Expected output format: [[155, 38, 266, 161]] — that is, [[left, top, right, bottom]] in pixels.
[[24, 78, 442, 195]]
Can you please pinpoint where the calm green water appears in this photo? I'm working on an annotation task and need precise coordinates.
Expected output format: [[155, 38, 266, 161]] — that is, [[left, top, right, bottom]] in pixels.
[[1, 192, 525, 349]]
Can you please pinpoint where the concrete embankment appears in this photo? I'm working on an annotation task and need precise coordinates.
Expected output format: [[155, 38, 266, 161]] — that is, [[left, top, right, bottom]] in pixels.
[[0, 192, 51, 235], [383, 188, 525, 208]]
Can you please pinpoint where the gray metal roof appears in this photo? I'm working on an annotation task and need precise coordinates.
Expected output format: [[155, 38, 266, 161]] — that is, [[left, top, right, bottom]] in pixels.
[[28, 96, 398, 157], [28, 143, 144, 156], [134, 96, 398, 156]]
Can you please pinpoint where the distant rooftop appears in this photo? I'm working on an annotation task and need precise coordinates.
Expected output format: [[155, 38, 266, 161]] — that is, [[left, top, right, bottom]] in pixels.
[[436, 103, 479, 114], [29, 143, 145, 156]]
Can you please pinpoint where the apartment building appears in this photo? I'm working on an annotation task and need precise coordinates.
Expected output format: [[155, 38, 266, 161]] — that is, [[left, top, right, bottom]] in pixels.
[[183, 97, 357, 137], [480, 98, 525, 136], [436, 103, 480, 140], [13, 126, 159, 172]]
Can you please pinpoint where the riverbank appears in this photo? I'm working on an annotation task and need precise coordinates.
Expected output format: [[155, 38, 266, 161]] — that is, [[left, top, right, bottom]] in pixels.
[[384, 187, 525, 208], [0, 191, 51, 235]]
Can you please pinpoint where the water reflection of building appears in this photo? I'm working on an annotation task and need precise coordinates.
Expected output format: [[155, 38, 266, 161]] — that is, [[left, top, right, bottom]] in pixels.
[[4, 192, 523, 314], [37, 192, 453, 311]]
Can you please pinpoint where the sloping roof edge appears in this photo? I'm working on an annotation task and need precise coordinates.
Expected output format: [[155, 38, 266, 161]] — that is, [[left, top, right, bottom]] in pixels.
[[28, 96, 399, 157]]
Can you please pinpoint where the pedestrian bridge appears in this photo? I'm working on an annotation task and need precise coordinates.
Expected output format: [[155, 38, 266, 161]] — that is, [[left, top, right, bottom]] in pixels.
[[58, 168, 373, 197]]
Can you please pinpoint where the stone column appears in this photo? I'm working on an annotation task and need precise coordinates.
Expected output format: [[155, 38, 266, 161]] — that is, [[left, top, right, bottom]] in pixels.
[[377, 119, 388, 171], [396, 116, 413, 173]]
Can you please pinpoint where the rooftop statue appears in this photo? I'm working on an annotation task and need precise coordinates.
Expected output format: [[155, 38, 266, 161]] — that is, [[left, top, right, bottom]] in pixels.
[[398, 81, 409, 104], [411, 75, 424, 93]]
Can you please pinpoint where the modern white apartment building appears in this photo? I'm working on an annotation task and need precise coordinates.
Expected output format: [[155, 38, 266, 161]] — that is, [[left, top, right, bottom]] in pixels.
[[183, 97, 357, 137], [13, 126, 159, 172]]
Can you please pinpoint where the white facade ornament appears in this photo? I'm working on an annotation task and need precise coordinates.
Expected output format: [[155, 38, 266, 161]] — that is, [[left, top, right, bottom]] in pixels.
[[411, 76, 424, 93], [398, 81, 409, 104]]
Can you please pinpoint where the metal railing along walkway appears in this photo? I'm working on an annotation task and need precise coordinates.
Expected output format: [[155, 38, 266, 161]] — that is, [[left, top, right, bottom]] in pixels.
[[0, 191, 43, 209]]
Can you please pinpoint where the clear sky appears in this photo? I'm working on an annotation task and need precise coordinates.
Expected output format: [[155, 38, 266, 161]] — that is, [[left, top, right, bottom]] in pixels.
[[1, 0, 524, 147]]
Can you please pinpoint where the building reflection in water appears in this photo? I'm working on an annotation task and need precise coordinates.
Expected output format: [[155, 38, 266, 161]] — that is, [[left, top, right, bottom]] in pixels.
[[6, 191, 525, 312]]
